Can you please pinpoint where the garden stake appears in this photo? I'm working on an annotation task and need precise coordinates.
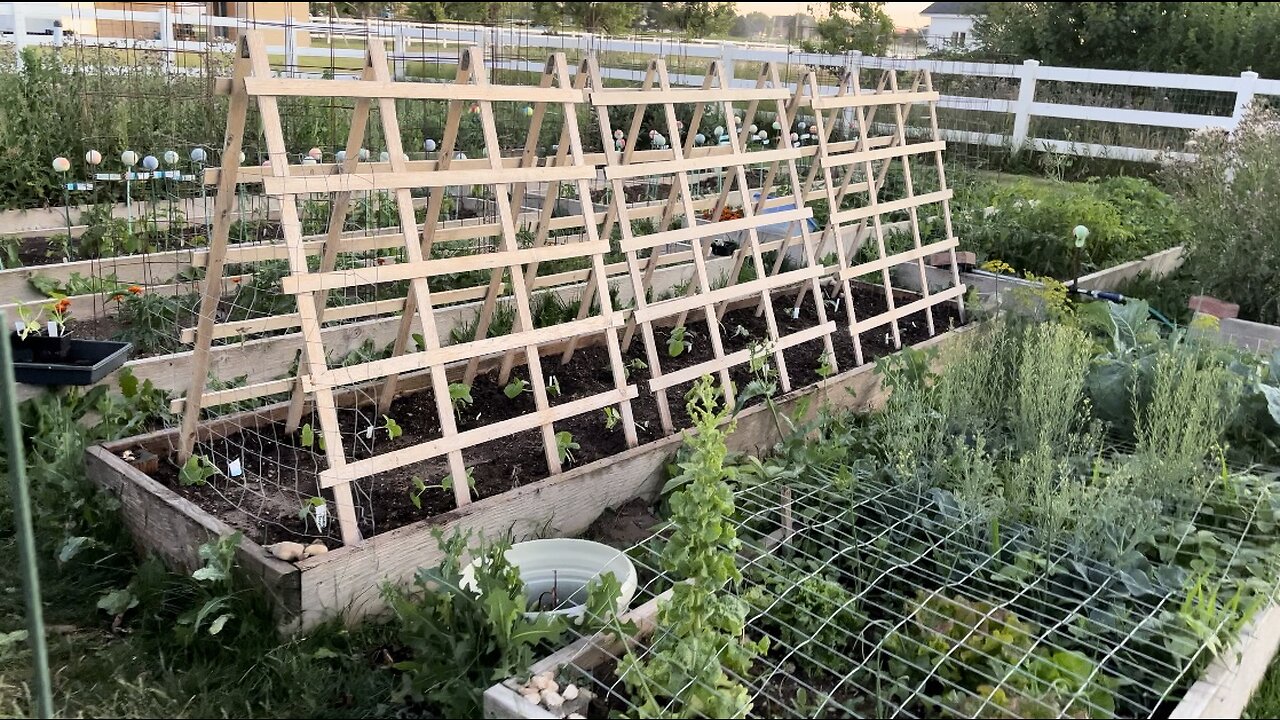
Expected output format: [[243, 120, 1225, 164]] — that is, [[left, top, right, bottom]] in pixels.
[[0, 310, 55, 719]]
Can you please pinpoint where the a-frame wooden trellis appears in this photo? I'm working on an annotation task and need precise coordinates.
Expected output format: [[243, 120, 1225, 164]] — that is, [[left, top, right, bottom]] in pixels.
[[178, 33, 638, 545], [797, 66, 966, 364], [577, 57, 837, 434]]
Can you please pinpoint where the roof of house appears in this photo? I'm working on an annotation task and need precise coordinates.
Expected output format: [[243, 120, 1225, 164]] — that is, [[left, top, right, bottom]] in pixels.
[[922, 2, 989, 16]]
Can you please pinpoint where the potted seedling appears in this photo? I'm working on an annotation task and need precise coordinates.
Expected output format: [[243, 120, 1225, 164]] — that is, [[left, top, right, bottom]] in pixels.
[[7, 296, 131, 385]]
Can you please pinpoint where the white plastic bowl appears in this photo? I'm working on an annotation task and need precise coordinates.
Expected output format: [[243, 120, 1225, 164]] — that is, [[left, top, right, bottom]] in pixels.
[[461, 538, 637, 620]]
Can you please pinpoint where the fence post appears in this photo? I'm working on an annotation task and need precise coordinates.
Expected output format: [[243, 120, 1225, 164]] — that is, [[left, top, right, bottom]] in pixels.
[[285, 22, 299, 76], [158, 7, 175, 73], [52, 20, 63, 48], [393, 25, 407, 80], [1231, 70, 1260, 131], [12, 2, 27, 70], [1011, 58, 1040, 149], [721, 41, 737, 88], [844, 50, 863, 130]]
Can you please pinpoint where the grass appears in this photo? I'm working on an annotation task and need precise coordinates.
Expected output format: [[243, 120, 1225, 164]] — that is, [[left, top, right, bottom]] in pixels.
[[0, 533, 400, 717], [1248, 662, 1280, 718]]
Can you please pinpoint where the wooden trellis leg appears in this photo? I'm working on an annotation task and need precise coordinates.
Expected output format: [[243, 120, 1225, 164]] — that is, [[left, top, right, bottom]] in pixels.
[[472, 50, 564, 475], [705, 60, 794, 393], [653, 61, 735, 409], [364, 40, 474, 508], [497, 57, 592, 386], [922, 70, 966, 324], [178, 37, 251, 462], [374, 58, 474, 413], [570, 60, 660, 360], [806, 72, 864, 366], [285, 59, 377, 434], [464, 59, 561, 386], [245, 33, 361, 545], [887, 70, 936, 337], [848, 70, 903, 350]]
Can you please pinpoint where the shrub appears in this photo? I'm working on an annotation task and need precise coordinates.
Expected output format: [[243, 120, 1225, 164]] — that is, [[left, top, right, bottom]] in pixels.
[[1161, 108, 1280, 324], [954, 176, 1188, 279]]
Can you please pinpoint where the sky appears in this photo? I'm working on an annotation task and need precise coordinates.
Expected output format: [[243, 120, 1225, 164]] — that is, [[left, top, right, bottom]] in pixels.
[[737, 2, 935, 29]]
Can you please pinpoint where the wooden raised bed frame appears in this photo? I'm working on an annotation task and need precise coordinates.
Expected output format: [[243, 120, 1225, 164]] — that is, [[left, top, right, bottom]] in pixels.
[[85, 325, 970, 632]]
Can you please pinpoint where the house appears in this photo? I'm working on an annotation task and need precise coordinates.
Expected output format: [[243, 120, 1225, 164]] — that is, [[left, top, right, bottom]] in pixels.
[[772, 12, 818, 43], [1, 2, 309, 47], [922, 2, 987, 50]]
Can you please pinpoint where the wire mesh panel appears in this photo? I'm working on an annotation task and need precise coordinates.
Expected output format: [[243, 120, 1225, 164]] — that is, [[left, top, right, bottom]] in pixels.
[[177, 33, 638, 545], [582, 57, 837, 434], [514, 462, 1280, 719]]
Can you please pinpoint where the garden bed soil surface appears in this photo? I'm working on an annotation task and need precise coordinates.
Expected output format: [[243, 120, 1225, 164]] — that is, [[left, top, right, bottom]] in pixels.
[[146, 283, 961, 548]]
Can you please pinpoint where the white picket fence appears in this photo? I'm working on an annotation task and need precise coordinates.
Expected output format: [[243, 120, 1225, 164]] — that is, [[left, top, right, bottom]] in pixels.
[[4, 3, 1280, 164]]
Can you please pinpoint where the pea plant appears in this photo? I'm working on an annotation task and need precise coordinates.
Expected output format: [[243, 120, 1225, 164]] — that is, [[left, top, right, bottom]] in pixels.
[[603, 406, 622, 431], [409, 468, 476, 509], [555, 431, 580, 465], [503, 378, 532, 399], [667, 325, 693, 357], [448, 382, 474, 413], [179, 454, 219, 486]]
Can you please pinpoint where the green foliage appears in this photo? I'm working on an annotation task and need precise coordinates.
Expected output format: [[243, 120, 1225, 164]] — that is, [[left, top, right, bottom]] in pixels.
[[973, 2, 1280, 78], [1162, 108, 1280, 324], [383, 531, 568, 717], [554, 431, 579, 465], [745, 561, 864, 669], [801, 2, 895, 56], [603, 406, 622, 431], [504, 378, 530, 399], [666, 325, 691, 357], [448, 382, 474, 413], [885, 592, 1122, 719], [618, 377, 766, 719], [179, 455, 219, 486], [955, 176, 1188, 278], [113, 290, 198, 356]]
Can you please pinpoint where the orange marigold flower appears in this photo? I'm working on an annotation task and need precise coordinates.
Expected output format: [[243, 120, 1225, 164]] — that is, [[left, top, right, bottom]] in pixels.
[[127, 285, 143, 295], [55, 298, 71, 312]]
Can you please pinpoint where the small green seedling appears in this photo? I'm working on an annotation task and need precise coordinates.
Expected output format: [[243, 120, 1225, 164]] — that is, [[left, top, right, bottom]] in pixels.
[[179, 455, 219, 486], [604, 406, 622, 431], [624, 358, 648, 379], [667, 326, 692, 357], [546, 375, 561, 397], [555, 431, 580, 464], [297, 496, 326, 522], [410, 469, 476, 508], [504, 378, 530, 399], [412, 332, 426, 351], [299, 422, 327, 451], [731, 324, 750, 339], [816, 351, 835, 379], [448, 382, 473, 412], [383, 415, 402, 439]]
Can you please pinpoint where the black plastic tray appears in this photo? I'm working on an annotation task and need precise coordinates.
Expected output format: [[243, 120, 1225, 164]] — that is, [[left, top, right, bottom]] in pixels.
[[11, 339, 132, 386]]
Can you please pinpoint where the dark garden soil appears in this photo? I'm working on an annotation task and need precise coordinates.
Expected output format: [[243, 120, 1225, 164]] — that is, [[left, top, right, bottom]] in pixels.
[[150, 282, 962, 549]]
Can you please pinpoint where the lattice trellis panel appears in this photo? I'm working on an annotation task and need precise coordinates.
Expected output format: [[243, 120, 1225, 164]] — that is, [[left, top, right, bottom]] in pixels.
[[581, 57, 837, 434], [178, 34, 638, 544], [800, 68, 967, 364]]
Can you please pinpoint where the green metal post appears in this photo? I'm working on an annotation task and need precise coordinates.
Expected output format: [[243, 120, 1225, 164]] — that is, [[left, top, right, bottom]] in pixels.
[[0, 311, 55, 718]]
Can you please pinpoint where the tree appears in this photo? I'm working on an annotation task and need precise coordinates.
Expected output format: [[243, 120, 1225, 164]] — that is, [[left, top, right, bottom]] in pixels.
[[670, 2, 737, 37], [972, 2, 1280, 77], [401, 2, 524, 24], [320, 1, 394, 18], [730, 11, 772, 39], [561, 2, 642, 33], [801, 2, 894, 55]]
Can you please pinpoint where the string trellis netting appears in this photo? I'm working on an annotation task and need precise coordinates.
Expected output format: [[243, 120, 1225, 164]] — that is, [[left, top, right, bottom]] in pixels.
[[505, 460, 1280, 719]]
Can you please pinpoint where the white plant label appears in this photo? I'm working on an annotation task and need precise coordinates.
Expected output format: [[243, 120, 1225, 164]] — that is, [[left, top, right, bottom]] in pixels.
[[14, 322, 23, 333], [791, 307, 800, 320], [227, 457, 243, 478], [314, 503, 329, 531], [47, 322, 59, 337], [364, 425, 375, 440]]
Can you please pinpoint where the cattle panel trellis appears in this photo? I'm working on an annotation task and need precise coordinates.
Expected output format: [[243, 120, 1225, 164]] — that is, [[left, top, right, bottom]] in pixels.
[[176, 31, 965, 548]]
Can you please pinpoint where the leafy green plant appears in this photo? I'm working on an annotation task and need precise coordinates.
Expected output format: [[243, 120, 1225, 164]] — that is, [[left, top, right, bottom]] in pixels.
[[448, 382, 473, 413], [617, 376, 767, 718], [667, 325, 692, 357], [884, 592, 1122, 719], [176, 533, 243, 642], [603, 406, 622, 430], [555, 431, 579, 465], [299, 423, 327, 451], [546, 375, 561, 398], [624, 358, 648, 379], [409, 469, 475, 509], [816, 351, 836, 379], [179, 455, 219, 486], [504, 378, 530, 399], [382, 531, 567, 717]]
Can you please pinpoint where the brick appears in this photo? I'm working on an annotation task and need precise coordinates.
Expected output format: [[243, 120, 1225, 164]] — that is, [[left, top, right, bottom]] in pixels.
[[927, 251, 976, 268], [1188, 295, 1240, 319]]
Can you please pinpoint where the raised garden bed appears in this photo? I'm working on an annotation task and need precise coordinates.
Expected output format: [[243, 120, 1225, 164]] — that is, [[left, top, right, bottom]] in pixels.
[[85, 317, 970, 631]]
